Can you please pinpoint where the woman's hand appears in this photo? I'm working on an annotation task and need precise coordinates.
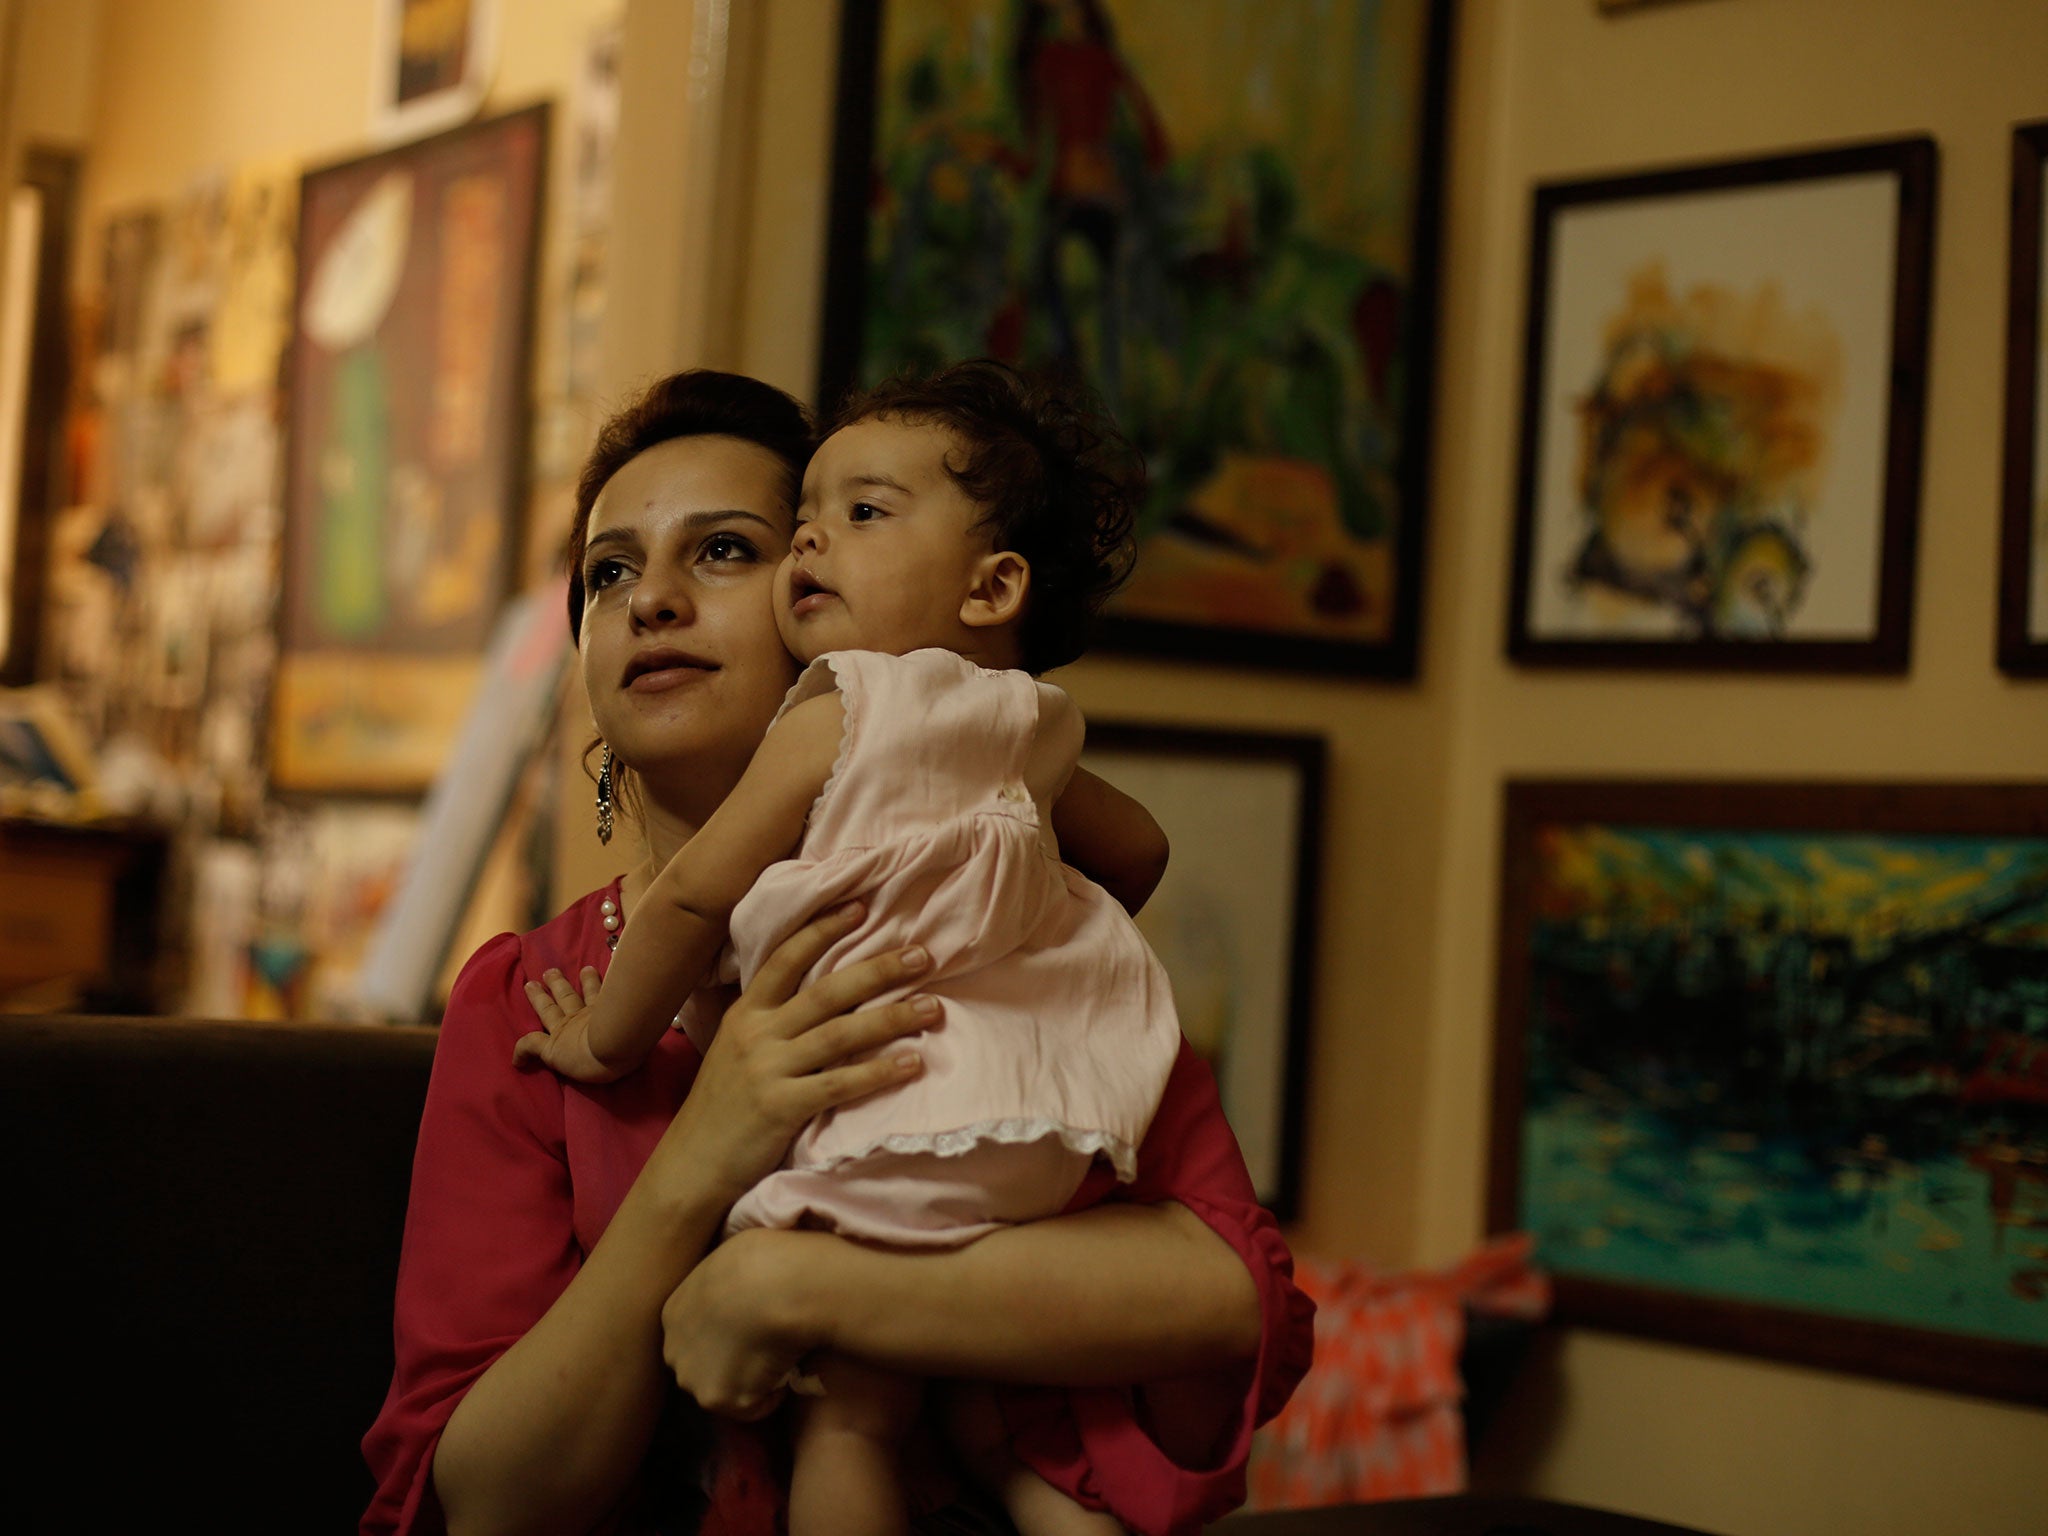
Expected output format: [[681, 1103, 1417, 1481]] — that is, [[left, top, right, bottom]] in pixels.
[[661, 1228, 825, 1420], [657, 899, 940, 1209]]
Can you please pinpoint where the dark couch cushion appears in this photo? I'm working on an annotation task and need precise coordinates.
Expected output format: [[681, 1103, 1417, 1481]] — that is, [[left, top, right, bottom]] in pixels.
[[6, 1013, 437, 1533]]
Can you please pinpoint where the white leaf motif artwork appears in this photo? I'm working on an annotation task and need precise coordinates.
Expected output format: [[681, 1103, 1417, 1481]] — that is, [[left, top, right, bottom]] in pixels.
[[302, 172, 413, 352]]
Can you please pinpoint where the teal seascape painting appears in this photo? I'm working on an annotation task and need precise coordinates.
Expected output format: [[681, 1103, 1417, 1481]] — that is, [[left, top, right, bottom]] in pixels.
[[826, 0, 1452, 673], [1493, 782, 2048, 1404]]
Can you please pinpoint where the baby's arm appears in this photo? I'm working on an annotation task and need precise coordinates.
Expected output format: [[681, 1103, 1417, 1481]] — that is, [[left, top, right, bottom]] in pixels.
[[1051, 766, 1170, 916], [513, 693, 844, 1081]]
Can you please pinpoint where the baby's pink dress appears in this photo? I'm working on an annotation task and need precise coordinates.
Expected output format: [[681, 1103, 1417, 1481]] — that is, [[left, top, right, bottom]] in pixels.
[[708, 647, 1181, 1247]]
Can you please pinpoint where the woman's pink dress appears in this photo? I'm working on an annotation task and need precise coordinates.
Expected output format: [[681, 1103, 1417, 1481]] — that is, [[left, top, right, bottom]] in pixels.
[[710, 647, 1182, 1246]]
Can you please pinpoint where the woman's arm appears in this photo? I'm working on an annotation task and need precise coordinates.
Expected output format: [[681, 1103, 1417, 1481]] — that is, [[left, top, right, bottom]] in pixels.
[[661, 1201, 1256, 1417], [390, 903, 936, 1536], [660, 1041, 1315, 1522], [829, 1201, 1260, 1379], [513, 696, 843, 1082], [1051, 766, 1170, 915]]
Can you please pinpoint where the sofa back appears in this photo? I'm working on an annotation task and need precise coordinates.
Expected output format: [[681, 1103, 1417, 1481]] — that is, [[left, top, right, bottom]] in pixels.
[[7, 1012, 437, 1533]]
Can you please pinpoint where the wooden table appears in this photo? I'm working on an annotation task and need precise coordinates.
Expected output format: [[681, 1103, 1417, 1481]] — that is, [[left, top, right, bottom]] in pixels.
[[0, 817, 169, 1011]]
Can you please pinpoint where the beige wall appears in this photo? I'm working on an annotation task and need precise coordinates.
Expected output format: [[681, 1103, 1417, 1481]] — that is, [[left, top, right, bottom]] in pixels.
[[718, 2, 2048, 1534], [8, 0, 101, 149]]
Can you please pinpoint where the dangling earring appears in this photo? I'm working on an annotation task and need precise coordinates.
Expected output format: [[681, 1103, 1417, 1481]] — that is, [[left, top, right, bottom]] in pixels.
[[596, 745, 615, 846]]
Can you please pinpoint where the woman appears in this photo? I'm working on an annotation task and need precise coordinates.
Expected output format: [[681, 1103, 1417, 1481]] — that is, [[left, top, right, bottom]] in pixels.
[[362, 371, 1312, 1536]]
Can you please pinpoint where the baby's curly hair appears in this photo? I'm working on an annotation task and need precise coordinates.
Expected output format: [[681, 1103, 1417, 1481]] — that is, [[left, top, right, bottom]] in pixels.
[[827, 360, 1143, 674]]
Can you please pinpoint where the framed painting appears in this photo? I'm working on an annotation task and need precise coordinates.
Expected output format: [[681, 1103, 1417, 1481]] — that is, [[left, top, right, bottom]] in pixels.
[[371, 0, 500, 144], [2000, 121, 2048, 676], [822, 0, 1455, 677], [1489, 779, 2048, 1406], [275, 104, 547, 792], [1508, 138, 1937, 671], [1079, 722, 1324, 1218]]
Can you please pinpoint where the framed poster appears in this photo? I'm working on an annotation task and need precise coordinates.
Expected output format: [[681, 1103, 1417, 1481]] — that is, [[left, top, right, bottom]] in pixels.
[[2000, 120, 2048, 676], [1080, 722, 1324, 1218], [275, 103, 547, 792], [1489, 779, 2048, 1406], [822, 0, 1454, 677], [1509, 138, 1936, 671], [371, 0, 500, 144]]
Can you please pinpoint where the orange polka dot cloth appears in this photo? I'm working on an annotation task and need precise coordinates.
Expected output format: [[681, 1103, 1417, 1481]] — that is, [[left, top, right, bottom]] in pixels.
[[1244, 1233, 1550, 1511]]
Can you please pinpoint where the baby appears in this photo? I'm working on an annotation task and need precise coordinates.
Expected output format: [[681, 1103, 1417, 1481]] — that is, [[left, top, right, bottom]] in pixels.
[[520, 360, 1181, 1535]]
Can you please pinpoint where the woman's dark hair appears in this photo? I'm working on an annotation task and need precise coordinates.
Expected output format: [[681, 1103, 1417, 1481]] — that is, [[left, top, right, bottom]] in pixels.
[[566, 370, 816, 826], [564, 370, 817, 640], [826, 359, 1142, 673]]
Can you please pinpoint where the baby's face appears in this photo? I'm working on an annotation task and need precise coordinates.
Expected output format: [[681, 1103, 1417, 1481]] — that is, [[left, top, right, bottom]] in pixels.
[[778, 417, 997, 663]]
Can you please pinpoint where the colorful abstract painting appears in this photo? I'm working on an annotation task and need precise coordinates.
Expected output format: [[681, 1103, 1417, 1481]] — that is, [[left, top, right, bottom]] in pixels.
[[1563, 264, 1840, 639], [276, 104, 544, 790], [1491, 781, 2048, 1405], [1511, 139, 1934, 671], [824, 0, 1451, 675]]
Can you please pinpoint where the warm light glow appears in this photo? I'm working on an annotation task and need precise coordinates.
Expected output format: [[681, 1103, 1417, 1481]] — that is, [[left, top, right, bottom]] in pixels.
[[0, 184, 41, 663]]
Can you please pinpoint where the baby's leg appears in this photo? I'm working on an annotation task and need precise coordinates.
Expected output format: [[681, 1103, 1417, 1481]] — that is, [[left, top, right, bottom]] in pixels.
[[738, 1142, 1104, 1531], [789, 1350, 924, 1536], [943, 1382, 1127, 1536]]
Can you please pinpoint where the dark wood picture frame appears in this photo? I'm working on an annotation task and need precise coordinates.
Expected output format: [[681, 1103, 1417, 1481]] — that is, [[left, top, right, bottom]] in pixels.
[[1999, 121, 2048, 676], [820, 0, 1455, 679], [274, 102, 547, 793], [1508, 138, 1937, 672], [1080, 722, 1324, 1219], [3, 146, 81, 687], [1489, 778, 2048, 1407]]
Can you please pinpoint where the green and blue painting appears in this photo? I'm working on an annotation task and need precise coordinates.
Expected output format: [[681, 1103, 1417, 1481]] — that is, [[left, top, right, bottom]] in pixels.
[[1521, 822, 2048, 1346]]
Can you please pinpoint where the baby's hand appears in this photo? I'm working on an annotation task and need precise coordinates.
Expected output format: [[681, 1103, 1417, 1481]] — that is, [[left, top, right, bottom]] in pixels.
[[513, 965, 636, 1083]]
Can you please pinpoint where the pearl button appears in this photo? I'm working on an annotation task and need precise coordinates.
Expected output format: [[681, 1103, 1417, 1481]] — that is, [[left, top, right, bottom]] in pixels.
[[602, 913, 619, 931], [1000, 781, 1029, 802], [601, 899, 617, 915]]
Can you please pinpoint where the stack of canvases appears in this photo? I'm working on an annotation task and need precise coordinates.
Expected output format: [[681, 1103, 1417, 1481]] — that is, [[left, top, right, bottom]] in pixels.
[[45, 166, 423, 1019], [1242, 1234, 1550, 1510]]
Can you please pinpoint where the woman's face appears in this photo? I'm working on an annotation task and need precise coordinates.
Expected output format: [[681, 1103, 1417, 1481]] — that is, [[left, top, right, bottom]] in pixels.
[[579, 434, 800, 824]]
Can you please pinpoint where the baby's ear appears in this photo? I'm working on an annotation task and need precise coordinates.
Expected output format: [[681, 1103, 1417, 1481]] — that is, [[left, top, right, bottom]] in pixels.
[[960, 549, 1030, 631]]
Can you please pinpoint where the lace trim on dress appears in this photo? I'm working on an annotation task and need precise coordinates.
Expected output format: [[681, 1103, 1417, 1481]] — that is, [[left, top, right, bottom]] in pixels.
[[819, 1116, 1140, 1184]]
